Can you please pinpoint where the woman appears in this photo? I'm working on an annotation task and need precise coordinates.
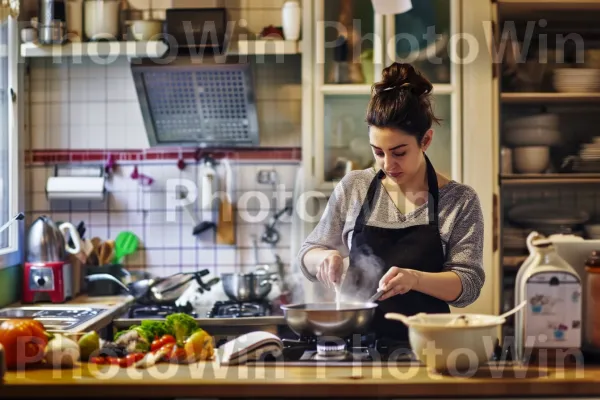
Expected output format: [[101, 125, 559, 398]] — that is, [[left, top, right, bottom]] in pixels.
[[298, 62, 485, 342]]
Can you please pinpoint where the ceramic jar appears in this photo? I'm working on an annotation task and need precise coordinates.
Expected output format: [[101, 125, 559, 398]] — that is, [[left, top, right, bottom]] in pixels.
[[282, 1, 301, 41]]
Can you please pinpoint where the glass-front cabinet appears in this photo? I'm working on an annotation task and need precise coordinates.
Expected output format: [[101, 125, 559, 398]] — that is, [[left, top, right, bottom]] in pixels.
[[310, 0, 461, 191]]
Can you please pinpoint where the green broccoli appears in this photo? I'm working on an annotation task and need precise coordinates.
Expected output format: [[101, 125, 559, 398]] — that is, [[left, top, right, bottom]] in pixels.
[[165, 313, 199, 345], [140, 320, 168, 340]]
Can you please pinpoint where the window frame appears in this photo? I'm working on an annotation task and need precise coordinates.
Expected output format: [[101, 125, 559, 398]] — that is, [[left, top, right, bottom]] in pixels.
[[0, 16, 24, 268]]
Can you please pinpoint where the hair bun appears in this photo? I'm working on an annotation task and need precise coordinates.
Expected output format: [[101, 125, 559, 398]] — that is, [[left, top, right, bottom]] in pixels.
[[376, 62, 432, 97]]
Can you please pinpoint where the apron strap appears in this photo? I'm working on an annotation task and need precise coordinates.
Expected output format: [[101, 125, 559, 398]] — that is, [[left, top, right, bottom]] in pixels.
[[424, 153, 440, 226], [355, 153, 441, 230], [354, 169, 384, 232]]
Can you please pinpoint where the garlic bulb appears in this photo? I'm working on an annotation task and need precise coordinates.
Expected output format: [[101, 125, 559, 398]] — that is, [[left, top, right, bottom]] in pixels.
[[45, 334, 80, 368]]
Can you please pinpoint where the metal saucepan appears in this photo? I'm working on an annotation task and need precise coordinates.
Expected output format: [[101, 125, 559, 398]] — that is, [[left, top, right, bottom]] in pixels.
[[280, 302, 378, 338], [86, 269, 211, 305], [221, 270, 278, 302]]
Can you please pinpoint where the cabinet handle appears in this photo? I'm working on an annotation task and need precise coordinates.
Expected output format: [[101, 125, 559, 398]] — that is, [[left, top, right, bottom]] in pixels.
[[10, 88, 16, 103]]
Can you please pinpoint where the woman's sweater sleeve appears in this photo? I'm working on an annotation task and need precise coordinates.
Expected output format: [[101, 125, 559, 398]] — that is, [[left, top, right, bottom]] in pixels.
[[297, 173, 355, 282], [443, 188, 486, 308]]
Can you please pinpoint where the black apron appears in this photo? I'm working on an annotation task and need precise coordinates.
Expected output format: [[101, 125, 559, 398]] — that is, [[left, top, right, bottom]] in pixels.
[[344, 153, 450, 342]]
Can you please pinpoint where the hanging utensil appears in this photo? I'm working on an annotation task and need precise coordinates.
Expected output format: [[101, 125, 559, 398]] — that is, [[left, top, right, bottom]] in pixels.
[[113, 231, 139, 263], [216, 158, 235, 245]]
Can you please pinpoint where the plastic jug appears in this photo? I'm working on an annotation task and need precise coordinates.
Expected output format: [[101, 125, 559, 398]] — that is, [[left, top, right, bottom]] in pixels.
[[516, 237, 582, 361], [514, 231, 543, 360]]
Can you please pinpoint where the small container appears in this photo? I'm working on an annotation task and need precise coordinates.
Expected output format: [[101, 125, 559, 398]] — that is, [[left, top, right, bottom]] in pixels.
[[585, 250, 600, 347], [282, 0, 301, 41]]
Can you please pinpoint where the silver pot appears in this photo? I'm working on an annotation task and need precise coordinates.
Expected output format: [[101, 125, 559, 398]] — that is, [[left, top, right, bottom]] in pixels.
[[221, 272, 278, 302], [280, 302, 378, 338]]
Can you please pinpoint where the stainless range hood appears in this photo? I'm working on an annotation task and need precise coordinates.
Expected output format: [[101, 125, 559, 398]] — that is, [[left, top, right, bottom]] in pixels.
[[130, 7, 260, 148]]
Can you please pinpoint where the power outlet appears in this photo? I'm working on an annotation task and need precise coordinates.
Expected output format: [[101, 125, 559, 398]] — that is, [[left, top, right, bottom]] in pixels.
[[257, 170, 278, 185]]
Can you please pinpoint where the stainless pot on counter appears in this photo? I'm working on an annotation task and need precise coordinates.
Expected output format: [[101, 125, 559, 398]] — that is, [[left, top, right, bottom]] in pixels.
[[221, 270, 278, 302]]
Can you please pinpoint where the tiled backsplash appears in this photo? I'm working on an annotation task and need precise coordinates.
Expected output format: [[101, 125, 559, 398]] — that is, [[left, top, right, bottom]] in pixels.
[[26, 160, 300, 278], [23, 0, 305, 280]]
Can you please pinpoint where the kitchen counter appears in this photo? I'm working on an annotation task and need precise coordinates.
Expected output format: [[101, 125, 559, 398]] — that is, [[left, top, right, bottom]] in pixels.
[[1, 361, 599, 398]]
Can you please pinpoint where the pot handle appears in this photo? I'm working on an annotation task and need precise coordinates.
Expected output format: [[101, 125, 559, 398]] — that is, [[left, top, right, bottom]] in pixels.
[[85, 273, 130, 292], [259, 273, 279, 287], [384, 312, 411, 326]]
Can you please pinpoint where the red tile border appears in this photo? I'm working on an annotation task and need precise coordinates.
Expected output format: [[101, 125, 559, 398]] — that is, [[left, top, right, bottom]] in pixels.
[[26, 148, 302, 165]]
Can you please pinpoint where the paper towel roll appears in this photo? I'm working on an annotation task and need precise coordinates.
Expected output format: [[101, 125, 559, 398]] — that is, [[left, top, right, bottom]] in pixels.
[[46, 176, 105, 201]]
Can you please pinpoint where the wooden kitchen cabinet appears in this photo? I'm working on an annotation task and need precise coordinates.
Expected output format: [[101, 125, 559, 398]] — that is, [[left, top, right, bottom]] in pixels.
[[303, 0, 463, 193]]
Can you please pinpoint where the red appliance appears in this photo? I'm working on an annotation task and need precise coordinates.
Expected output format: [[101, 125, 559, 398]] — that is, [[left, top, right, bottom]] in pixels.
[[22, 261, 73, 304]]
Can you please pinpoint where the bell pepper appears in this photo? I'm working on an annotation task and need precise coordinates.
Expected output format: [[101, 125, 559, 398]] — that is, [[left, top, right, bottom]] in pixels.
[[0, 319, 52, 369]]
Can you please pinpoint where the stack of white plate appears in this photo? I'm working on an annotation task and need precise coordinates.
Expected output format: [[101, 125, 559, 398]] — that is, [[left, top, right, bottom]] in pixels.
[[574, 136, 600, 172], [553, 68, 600, 93]]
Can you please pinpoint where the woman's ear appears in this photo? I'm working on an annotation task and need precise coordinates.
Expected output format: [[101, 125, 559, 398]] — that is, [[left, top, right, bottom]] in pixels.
[[421, 129, 434, 151]]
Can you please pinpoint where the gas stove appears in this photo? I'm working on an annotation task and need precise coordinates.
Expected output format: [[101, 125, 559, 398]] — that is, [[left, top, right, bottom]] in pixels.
[[208, 301, 271, 318], [126, 302, 198, 319], [249, 333, 418, 365]]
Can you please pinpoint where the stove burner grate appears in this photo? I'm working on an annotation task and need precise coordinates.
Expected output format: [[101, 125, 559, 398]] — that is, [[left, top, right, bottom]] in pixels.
[[128, 302, 197, 319], [208, 301, 271, 318]]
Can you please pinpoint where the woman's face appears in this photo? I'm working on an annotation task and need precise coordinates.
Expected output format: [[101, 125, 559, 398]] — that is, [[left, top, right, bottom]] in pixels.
[[368, 126, 433, 185]]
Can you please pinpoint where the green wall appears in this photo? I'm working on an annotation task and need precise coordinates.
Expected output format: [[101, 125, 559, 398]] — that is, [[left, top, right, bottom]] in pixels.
[[0, 264, 21, 307]]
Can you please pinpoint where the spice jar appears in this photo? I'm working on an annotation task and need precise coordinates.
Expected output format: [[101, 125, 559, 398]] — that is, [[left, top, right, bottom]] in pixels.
[[585, 250, 600, 347]]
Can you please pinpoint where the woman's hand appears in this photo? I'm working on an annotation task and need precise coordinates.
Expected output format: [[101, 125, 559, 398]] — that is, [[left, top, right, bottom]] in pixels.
[[315, 250, 344, 288], [378, 267, 421, 300]]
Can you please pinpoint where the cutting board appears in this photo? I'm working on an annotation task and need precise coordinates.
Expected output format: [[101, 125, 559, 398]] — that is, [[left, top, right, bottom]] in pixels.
[[217, 160, 235, 245]]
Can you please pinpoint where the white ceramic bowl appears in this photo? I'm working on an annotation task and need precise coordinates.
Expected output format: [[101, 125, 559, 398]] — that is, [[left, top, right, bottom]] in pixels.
[[585, 224, 600, 238], [513, 146, 550, 173], [504, 113, 559, 130], [386, 313, 503, 373], [504, 127, 560, 147]]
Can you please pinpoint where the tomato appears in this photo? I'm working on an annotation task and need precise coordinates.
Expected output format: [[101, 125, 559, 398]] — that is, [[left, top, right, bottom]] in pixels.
[[89, 356, 106, 365], [107, 356, 120, 365], [0, 319, 50, 369], [120, 353, 144, 367], [151, 334, 176, 352]]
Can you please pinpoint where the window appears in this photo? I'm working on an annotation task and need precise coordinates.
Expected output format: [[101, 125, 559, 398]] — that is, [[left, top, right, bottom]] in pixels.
[[0, 19, 10, 249], [0, 16, 22, 265]]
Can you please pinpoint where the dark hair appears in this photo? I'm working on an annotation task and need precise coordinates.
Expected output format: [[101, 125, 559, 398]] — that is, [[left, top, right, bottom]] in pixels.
[[366, 63, 441, 144]]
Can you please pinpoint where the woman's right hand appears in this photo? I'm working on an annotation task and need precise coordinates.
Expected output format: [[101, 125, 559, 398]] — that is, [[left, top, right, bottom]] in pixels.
[[316, 250, 344, 287]]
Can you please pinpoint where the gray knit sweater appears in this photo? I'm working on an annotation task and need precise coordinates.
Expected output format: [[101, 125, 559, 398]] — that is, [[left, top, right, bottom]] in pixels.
[[297, 168, 485, 308]]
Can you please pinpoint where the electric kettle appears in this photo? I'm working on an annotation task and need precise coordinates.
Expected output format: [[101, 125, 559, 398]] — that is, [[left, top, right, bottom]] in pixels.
[[26, 215, 81, 262]]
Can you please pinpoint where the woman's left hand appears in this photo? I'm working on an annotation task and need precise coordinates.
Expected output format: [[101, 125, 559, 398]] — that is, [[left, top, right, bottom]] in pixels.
[[378, 267, 421, 300]]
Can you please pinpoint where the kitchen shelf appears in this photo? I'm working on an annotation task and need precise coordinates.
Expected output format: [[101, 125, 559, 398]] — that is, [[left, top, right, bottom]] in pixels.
[[320, 83, 454, 96], [501, 92, 600, 104], [20, 40, 302, 59], [233, 40, 302, 55], [501, 173, 600, 184], [20, 41, 169, 58], [498, 0, 600, 13], [320, 84, 373, 95]]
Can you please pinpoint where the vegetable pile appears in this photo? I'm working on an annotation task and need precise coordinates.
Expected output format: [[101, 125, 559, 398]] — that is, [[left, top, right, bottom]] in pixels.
[[88, 313, 214, 368], [0, 313, 214, 370]]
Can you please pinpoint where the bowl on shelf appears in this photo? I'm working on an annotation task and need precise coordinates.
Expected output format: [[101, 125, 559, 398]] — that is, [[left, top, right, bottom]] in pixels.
[[513, 146, 550, 173], [584, 224, 600, 239], [503, 127, 561, 147], [504, 113, 559, 131], [553, 68, 600, 93]]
